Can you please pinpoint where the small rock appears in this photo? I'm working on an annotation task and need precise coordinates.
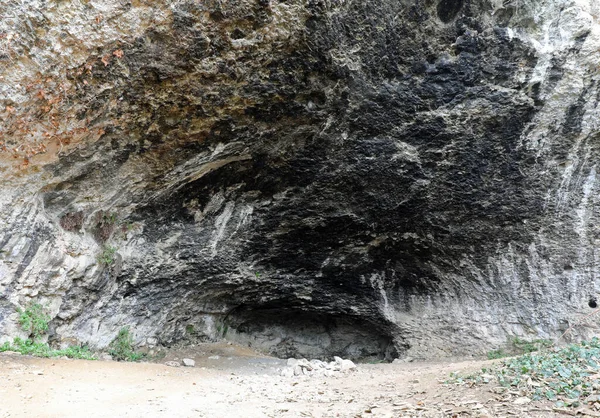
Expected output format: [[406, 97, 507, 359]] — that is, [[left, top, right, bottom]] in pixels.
[[392, 358, 404, 364], [333, 356, 343, 364], [208, 355, 220, 360], [310, 359, 325, 369], [280, 368, 294, 377], [287, 358, 298, 367], [293, 365, 302, 376], [513, 397, 531, 405], [147, 337, 158, 346], [100, 353, 113, 361], [182, 358, 195, 367], [340, 359, 356, 371], [165, 361, 180, 367], [297, 359, 312, 370]]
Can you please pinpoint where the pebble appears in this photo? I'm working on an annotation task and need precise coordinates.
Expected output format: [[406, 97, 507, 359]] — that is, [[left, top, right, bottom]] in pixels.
[[165, 361, 180, 367], [280, 368, 294, 377], [513, 396, 531, 405], [340, 359, 356, 371], [182, 358, 195, 367]]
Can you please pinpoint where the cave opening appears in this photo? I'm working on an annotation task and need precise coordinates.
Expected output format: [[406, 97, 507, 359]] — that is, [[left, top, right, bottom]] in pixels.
[[222, 306, 400, 362]]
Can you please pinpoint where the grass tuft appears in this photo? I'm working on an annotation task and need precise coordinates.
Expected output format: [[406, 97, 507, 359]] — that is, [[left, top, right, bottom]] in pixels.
[[0, 337, 96, 360]]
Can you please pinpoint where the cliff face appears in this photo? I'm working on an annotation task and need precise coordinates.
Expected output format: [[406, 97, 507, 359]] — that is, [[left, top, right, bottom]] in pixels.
[[2, 0, 600, 360]]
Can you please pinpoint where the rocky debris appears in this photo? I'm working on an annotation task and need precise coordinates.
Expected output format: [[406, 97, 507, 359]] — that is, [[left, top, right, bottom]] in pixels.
[[164, 361, 180, 367], [182, 358, 195, 367], [280, 357, 356, 378], [393, 357, 414, 364], [146, 337, 158, 349]]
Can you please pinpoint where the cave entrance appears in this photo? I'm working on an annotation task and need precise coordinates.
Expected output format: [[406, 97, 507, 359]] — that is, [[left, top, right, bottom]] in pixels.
[[223, 306, 399, 362]]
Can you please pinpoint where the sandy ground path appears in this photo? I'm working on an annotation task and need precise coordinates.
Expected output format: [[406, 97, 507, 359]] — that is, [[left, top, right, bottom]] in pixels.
[[0, 346, 569, 418]]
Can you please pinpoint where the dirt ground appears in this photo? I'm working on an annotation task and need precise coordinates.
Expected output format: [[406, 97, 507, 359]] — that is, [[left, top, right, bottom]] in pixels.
[[0, 343, 587, 417]]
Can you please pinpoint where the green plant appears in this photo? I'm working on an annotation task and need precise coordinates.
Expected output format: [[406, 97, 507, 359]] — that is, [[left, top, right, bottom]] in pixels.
[[486, 337, 553, 360], [98, 245, 117, 265], [17, 302, 50, 341], [447, 338, 600, 408], [487, 349, 506, 360], [216, 323, 228, 337], [92, 211, 118, 242], [0, 337, 95, 360], [104, 212, 117, 224], [108, 327, 145, 361], [512, 336, 553, 353]]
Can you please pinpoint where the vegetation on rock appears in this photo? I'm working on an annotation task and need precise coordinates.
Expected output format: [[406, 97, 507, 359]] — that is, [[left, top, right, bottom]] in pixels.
[[0, 338, 95, 360], [3, 302, 95, 360], [108, 327, 145, 362], [17, 302, 50, 341]]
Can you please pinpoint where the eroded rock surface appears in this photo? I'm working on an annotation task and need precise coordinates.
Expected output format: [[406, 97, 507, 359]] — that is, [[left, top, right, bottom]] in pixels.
[[2, 0, 600, 360]]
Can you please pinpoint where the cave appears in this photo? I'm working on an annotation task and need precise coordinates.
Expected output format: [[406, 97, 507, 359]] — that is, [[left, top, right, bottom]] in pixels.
[[1, 0, 600, 362]]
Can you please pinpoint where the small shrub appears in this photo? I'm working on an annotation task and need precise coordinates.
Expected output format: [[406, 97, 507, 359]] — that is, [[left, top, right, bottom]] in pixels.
[[487, 349, 506, 360], [108, 327, 145, 361], [61, 344, 96, 360], [98, 245, 117, 265], [512, 336, 553, 354], [17, 302, 50, 341], [92, 210, 118, 242]]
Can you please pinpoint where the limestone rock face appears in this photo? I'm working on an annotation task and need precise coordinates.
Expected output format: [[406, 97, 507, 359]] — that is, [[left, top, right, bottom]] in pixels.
[[2, 0, 600, 360]]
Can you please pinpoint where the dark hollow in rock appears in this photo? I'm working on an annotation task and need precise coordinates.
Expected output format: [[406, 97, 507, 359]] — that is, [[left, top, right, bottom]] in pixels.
[[224, 307, 399, 361], [59, 211, 84, 232], [90, 211, 117, 243], [437, 0, 463, 23]]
